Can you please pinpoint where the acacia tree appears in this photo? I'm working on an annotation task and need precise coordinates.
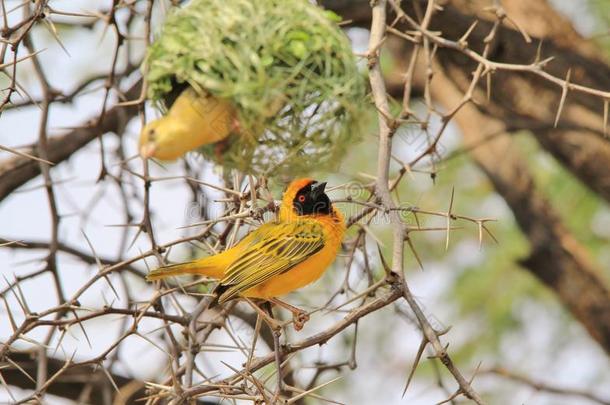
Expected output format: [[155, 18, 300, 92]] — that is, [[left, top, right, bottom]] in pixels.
[[1, 0, 609, 404]]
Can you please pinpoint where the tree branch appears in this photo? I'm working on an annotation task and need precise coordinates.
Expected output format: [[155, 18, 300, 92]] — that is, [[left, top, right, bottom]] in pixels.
[[324, 0, 610, 203], [1, 352, 217, 405], [0, 79, 141, 203], [429, 63, 610, 354]]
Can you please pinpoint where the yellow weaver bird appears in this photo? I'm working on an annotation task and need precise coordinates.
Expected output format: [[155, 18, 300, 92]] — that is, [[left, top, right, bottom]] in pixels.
[[146, 178, 345, 330], [139, 86, 237, 160]]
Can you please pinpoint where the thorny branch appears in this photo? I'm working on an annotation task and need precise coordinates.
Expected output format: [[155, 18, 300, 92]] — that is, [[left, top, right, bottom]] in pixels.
[[368, 1, 483, 403]]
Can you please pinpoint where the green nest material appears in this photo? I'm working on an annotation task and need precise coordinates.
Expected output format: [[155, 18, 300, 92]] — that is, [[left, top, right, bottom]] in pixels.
[[145, 0, 366, 176]]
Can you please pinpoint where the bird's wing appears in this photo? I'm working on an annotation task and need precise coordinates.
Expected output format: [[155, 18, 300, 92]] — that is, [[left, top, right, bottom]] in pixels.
[[218, 221, 326, 302]]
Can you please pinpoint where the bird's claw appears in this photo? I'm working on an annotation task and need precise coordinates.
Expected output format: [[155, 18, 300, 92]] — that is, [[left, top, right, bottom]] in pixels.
[[292, 310, 310, 331]]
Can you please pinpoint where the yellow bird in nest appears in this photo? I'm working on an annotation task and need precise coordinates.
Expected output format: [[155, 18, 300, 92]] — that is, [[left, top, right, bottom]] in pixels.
[[139, 86, 238, 160], [146, 178, 345, 330]]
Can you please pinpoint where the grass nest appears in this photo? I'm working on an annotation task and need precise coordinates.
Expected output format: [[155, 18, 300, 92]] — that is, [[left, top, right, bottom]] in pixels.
[[144, 0, 366, 176]]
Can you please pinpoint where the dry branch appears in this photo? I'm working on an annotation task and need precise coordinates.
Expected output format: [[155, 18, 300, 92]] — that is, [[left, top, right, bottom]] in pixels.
[[1, 352, 216, 405], [324, 0, 610, 355], [429, 63, 610, 353], [484, 366, 610, 405], [324, 0, 610, 203], [0, 80, 141, 203]]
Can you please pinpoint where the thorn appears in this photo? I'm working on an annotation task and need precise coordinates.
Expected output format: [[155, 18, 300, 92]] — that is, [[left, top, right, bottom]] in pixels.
[[80, 230, 102, 269], [376, 243, 393, 277], [71, 309, 93, 348], [405, 237, 424, 271], [42, 18, 71, 57], [470, 361, 483, 384], [412, 211, 421, 229], [402, 337, 428, 397], [102, 274, 120, 300], [506, 15, 531, 43], [4, 356, 35, 384], [457, 20, 478, 49], [3, 274, 28, 316], [2, 296, 17, 332], [483, 223, 499, 244], [445, 187, 455, 251], [0, 144, 54, 165], [536, 56, 555, 68], [100, 362, 120, 392], [604, 98, 609, 138], [285, 376, 343, 404], [534, 39, 544, 64], [435, 387, 463, 405], [554, 68, 571, 128], [53, 327, 67, 356], [486, 70, 492, 101], [0, 49, 47, 70], [0, 372, 16, 402]]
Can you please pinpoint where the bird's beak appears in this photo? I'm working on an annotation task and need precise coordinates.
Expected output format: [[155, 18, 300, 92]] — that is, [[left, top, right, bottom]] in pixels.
[[310, 182, 327, 199], [139, 142, 157, 159]]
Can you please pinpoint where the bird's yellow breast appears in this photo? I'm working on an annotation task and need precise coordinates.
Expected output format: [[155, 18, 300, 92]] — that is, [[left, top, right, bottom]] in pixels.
[[139, 87, 236, 160], [243, 210, 345, 299]]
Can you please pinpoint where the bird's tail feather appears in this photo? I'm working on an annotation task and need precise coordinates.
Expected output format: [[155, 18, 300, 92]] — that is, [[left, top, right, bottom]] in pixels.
[[145, 259, 222, 281]]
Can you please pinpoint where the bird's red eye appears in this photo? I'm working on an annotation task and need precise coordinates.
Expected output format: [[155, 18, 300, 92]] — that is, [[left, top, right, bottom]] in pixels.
[[298, 195, 306, 202]]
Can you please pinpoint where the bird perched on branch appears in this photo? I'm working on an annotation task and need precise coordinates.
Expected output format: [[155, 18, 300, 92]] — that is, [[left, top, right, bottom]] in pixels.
[[146, 178, 345, 330], [139, 86, 238, 160]]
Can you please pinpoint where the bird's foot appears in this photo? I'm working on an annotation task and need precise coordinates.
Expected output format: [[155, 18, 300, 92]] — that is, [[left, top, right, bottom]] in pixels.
[[270, 298, 310, 331], [292, 310, 310, 332], [246, 299, 283, 334]]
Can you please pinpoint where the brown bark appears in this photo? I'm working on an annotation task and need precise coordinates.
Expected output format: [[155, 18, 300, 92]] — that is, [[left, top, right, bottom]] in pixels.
[[432, 3, 610, 202], [451, 0, 603, 58], [0, 351, 215, 404], [323, 0, 610, 353], [324, 0, 610, 202], [429, 66, 610, 353]]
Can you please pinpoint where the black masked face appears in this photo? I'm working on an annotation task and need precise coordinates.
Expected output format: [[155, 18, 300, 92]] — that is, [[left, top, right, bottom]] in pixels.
[[293, 181, 332, 216]]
